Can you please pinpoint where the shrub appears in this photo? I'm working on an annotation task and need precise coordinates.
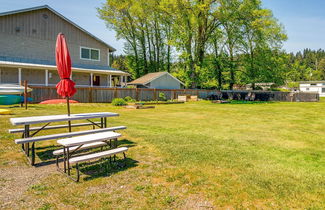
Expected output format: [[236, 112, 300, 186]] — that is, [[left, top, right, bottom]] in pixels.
[[112, 98, 127, 106], [124, 96, 135, 102], [158, 92, 167, 101], [287, 82, 299, 89]]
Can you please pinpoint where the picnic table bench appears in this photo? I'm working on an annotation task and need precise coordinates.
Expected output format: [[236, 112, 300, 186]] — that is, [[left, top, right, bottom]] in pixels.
[[9, 112, 123, 165]]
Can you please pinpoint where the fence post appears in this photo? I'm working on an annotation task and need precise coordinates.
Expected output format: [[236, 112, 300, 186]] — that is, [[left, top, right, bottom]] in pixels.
[[88, 87, 93, 103], [136, 88, 139, 101], [114, 88, 118, 99], [20, 80, 24, 107], [153, 88, 157, 101]]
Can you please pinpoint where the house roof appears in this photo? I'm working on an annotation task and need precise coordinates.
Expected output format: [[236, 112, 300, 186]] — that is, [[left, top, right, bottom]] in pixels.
[[0, 5, 116, 52], [128, 72, 185, 86]]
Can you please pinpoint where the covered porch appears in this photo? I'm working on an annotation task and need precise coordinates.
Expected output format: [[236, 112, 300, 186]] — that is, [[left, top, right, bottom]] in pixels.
[[0, 62, 129, 88]]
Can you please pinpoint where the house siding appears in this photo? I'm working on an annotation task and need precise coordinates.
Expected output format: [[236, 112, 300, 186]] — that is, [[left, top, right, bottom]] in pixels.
[[21, 68, 45, 84], [0, 67, 18, 83], [0, 8, 110, 67], [149, 74, 182, 89], [47, 70, 60, 85]]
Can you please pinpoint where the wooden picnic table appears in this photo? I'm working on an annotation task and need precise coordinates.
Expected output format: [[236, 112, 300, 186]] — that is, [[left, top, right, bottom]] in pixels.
[[9, 112, 119, 165]]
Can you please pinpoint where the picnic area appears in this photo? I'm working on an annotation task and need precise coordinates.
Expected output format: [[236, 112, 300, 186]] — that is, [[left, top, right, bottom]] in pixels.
[[1, 99, 325, 209]]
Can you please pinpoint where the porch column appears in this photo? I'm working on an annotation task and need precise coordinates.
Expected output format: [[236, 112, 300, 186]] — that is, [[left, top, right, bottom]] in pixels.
[[109, 75, 112, 87], [107, 75, 111, 87], [18, 68, 22, 84], [45, 69, 48, 86], [120, 75, 123, 87], [90, 73, 93, 87], [124, 76, 127, 86], [0, 68, 1, 83]]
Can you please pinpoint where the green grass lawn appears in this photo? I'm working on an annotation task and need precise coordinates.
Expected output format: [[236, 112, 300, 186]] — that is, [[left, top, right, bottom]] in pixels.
[[0, 100, 325, 209]]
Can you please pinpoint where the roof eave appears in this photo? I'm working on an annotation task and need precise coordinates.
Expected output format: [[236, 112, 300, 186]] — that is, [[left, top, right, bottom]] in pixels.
[[0, 61, 130, 75]]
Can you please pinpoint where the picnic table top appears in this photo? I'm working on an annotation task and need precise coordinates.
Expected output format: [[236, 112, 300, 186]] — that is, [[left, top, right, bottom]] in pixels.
[[57, 131, 121, 147], [10, 112, 119, 126]]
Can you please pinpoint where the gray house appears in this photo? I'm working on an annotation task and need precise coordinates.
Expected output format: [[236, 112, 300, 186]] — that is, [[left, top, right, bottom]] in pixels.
[[128, 72, 184, 89], [0, 5, 129, 87]]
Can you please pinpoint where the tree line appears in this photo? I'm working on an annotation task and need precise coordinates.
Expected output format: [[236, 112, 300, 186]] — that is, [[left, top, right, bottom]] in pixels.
[[98, 0, 290, 89], [286, 49, 325, 83]]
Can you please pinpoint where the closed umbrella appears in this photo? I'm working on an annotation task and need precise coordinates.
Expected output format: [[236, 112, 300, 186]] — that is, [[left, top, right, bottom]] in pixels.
[[55, 33, 76, 132]]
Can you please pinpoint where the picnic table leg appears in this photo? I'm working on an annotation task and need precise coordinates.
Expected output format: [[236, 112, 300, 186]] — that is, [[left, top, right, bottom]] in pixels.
[[67, 147, 71, 175], [21, 133, 25, 151], [104, 117, 107, 128], [24, 125, 29, 155], [63, 147, 67, 173], [100, 118, 104, 128], [31, 142, 35, 165], [26, 143, 30, 156], [24, 125, 33, 164]]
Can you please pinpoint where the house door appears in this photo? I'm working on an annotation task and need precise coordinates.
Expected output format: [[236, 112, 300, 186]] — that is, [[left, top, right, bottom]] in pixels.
[[93, 75, 100, 86]]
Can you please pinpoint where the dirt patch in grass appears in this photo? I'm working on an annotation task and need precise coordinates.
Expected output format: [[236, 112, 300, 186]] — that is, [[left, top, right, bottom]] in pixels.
[[0, 164, 54, 208], [181, 194, 214, 209]]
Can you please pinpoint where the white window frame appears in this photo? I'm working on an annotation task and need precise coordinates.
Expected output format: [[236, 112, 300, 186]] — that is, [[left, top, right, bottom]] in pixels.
[[80, 46, 100, 61]]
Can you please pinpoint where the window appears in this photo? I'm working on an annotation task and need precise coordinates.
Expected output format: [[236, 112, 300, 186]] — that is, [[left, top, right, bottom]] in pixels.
[[311, 83, 317, 86], [80, 47, 100, 61], [306, 88, 310, 91], [322, 88, 325, 93]]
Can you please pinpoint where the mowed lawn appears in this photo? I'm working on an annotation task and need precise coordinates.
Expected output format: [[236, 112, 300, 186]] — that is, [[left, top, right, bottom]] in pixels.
[[0, 100, 325, 209]]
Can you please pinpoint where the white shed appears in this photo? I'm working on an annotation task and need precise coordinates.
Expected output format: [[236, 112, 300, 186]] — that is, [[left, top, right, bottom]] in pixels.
[[299, 81, 325, 97], [128, 72, 185, 89]]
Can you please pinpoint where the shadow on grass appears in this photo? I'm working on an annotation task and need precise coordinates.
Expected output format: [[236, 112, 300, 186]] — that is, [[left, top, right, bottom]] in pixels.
[[79, 157, 139, 181], [36, 145, 61, 162], [228, 100, 275, 105], [118, 139, 137, 148], [35, 138, 137, 167]]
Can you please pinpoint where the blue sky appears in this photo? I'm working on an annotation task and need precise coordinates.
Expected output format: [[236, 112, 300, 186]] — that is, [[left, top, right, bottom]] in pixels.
[[263, 0, 325, 53], [0, 0, 324, 54]]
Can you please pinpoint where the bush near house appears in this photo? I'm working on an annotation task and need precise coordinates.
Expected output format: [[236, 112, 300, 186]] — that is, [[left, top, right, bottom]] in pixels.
[[124, 96, 136, 103], [158, 92, 167, 101], [111, 98, 127, 106]]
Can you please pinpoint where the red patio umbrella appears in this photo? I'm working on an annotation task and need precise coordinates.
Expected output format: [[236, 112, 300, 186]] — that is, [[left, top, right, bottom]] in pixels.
[[55, 33, 76, 132]]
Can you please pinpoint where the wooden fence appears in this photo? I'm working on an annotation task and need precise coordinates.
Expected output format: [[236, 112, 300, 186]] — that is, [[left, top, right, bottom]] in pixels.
[[29, 86, 320, 103]]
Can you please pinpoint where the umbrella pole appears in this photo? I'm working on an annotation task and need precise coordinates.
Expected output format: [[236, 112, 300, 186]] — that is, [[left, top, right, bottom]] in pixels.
[[67, 96, 71, 132]]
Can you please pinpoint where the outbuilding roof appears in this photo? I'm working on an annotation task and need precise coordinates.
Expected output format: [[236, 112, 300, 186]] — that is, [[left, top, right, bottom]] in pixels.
[[0, 5, 116, 52], [128, 72, 185, 86]]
